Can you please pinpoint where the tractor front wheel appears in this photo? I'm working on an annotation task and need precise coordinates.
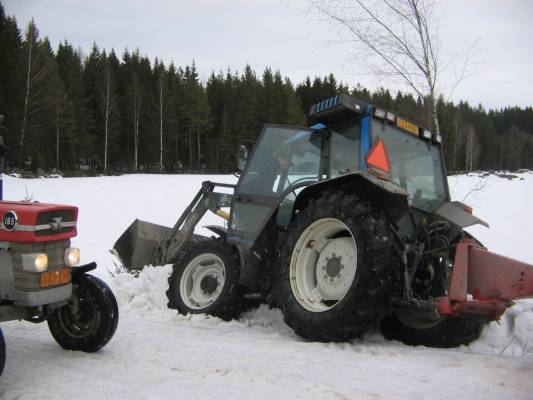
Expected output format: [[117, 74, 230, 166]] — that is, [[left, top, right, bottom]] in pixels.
[[166, 238, 244, 321], [0, 327, 5, 376], [48, 274, 119, 352], [278, 189, 395, 342]]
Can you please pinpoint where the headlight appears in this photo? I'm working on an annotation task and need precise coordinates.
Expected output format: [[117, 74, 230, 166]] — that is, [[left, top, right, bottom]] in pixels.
[[22, 253, 48, 272], [64, 247, 80, 266]]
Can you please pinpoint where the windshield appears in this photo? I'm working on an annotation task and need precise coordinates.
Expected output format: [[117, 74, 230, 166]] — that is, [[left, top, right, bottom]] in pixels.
[[372, 120, 447, 212], [238, 125, 322, 197]]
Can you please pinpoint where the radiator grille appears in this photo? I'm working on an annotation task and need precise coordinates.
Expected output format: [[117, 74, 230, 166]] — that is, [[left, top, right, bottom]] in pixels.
[[35, 210, 76, 236], [11, 239, 70, 291]]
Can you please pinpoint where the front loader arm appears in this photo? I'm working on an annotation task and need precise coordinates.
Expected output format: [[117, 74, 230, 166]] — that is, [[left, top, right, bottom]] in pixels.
[[156, 181, 234, 265], [112, 181, 233, 271]]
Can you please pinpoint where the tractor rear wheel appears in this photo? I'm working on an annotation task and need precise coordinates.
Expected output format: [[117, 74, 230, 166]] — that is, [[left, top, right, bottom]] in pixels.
[[278, 189, 395, 342], [166, 238, 245, 321], [381, 310, 486, 348]]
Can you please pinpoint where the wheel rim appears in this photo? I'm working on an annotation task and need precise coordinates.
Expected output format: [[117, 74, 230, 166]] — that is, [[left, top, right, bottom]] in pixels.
[[57, 284, 98, 338], [179, 253, 226, 310], [290, 218, 357, 312]]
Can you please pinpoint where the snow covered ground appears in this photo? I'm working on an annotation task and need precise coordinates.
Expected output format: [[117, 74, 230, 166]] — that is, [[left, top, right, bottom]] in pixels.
[[1, 171, 532, 399]]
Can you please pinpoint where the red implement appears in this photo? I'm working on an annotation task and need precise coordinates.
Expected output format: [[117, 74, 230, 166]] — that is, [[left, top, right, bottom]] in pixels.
[[437, 239, 533, 320]]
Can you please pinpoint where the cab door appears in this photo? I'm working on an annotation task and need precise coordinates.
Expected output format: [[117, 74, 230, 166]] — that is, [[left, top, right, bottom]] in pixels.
[[227, 124, 323, 246]]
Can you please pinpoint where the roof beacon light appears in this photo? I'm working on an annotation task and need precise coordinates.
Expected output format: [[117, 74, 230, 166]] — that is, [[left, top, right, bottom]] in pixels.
[[435, 133, 443, 144], [366, 139, 391, 178], [422, 130, 432, 140], [386, 112, 396, 123], [374, 108, 386, 119]]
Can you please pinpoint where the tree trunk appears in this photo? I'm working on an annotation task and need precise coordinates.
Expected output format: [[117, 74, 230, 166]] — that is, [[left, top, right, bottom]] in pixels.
[[197, 125, 201, 169], [56, 105, 60, 168], [133, 91, 139, 172], [499, 139, 503, 170], [20, 38, 33, 162], [429, 91, 440, 135], [176, 124, 180, 168], [452, 115, 458, 172], [104, 67, 110, 174], [159, 75, 163, 172], [189, 127, 192, 168]]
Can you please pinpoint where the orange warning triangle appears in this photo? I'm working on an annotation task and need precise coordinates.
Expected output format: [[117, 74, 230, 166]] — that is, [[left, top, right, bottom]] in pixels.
[[366, 139, 391, 174]]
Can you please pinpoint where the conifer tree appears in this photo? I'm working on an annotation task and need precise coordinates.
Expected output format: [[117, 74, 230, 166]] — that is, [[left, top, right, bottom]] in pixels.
[[0, 5, 24, 164]]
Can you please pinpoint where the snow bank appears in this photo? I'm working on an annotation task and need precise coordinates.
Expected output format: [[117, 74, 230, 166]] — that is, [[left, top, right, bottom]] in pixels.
[[109, 259, 533, 356]]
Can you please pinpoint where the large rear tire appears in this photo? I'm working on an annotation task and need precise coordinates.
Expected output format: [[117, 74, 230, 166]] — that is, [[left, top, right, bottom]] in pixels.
[[278, 189, 395, 342], [48, 274, 119, 352], [166, 238, 245, 321], [381, 311, 486, 348]]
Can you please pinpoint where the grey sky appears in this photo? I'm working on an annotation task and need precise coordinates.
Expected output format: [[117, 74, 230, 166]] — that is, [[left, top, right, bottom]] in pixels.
[[3, 0, 532, 109]]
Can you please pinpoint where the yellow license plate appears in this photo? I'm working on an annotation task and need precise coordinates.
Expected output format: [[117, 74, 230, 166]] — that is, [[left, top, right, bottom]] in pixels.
[[396, 117, 419, 136]]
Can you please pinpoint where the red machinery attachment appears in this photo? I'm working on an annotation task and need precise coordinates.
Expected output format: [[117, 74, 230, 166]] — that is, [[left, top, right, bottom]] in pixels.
[[437, 239, 533, 320]]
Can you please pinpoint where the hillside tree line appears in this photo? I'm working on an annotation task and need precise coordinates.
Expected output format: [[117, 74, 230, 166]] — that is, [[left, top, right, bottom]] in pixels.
[[1, 6, 532, 174]]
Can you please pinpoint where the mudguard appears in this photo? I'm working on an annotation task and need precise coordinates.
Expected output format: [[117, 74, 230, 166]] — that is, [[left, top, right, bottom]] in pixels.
[[71, 262, 97, 277], [293, 171, 409, 221], [435, 201, 489, 229]]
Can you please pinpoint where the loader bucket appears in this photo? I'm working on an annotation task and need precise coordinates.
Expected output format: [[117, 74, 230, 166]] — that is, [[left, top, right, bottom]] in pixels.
[[112, 219, 172, 270]]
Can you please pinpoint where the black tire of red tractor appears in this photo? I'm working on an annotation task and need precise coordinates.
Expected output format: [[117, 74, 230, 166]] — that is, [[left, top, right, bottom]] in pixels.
[[0, 327, 5, 376], [48, 274, 119, 353], [278, 188, 395, 342], [380, 312, 486, 348], [166, 238, 245, 321]]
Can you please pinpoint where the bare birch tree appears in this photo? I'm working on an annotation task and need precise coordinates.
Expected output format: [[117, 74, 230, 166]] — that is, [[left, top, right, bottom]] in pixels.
[[100, 65, 116, 173], [464, 125, 477, 172], [133, 86, 141, 172], [159, 74, 164, 172], [129, 73, 142, 172], [308, 0, 473, 134], [56, 104, 59, 168], [20, 20, 52, 160]]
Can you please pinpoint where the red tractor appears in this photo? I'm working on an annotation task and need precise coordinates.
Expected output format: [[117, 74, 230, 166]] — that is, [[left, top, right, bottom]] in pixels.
[[0, 201, 118, 375]]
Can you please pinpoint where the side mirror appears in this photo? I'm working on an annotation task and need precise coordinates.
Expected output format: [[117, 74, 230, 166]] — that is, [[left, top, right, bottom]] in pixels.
[[237, 144, 249, 172]]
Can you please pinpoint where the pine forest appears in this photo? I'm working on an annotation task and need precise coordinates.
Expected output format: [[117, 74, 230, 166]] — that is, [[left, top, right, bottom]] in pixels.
[[1, 5, 532, 175]]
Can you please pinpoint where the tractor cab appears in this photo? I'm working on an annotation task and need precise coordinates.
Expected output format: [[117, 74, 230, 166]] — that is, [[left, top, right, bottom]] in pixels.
[[229, 94, 449, 243]]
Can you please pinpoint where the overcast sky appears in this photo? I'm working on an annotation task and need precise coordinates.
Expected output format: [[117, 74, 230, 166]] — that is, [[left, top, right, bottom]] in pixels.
[[3, 0, 532, 109]]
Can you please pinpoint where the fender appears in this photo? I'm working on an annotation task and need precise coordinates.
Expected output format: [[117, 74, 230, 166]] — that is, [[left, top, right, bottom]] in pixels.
[[205, 225, 227, 238], [434, 201, 489, 229], [71, 262, 97, 280], [293, 171, 410, 221], [204, 225, 253, 288]]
